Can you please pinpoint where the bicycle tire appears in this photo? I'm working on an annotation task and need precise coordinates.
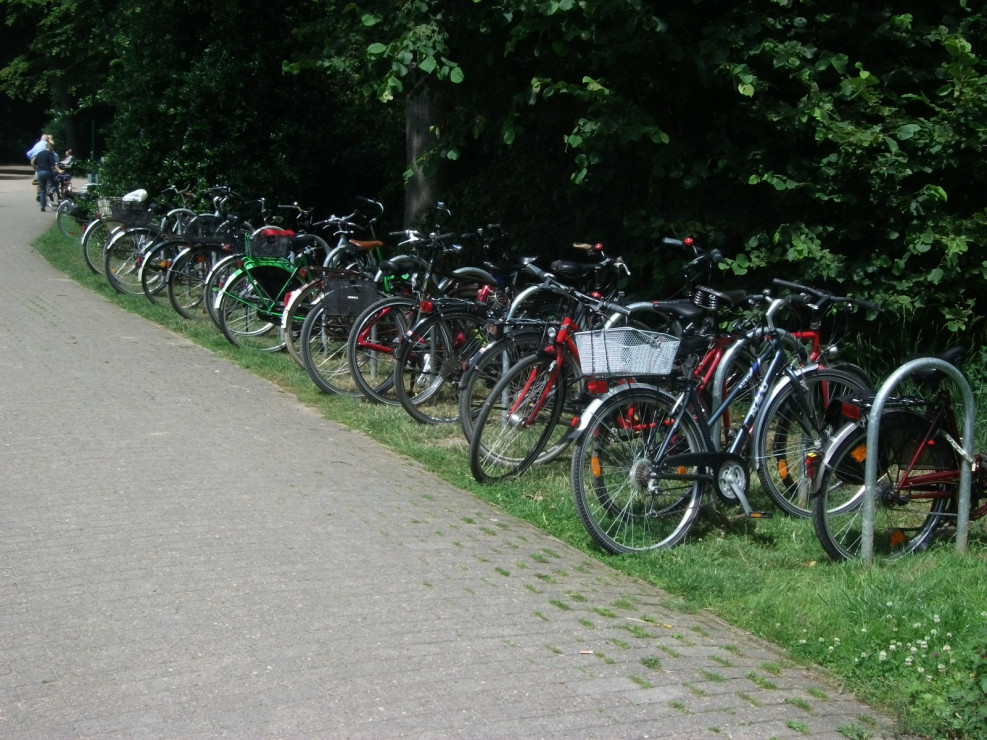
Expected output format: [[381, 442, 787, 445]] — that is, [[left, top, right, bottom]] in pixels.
[[299, 300, 362, 396], [346, 296, 419, 405], [104, 227, 159, 295], [55, 199, 86, 239], [167, 244, 224, 320], [392, 309, 490, 425], [81, 218, 119, 275], [282, 279, 323, 368], [811, 411, 953, 560], [458, 330, 549, 443], [216, 268, 294, 351], [203, 253, 241, 329], [467, 351, 570, 482], [753, 366, 871, 518], [570, 385, 706, 553], [139, 238, 186, 304]]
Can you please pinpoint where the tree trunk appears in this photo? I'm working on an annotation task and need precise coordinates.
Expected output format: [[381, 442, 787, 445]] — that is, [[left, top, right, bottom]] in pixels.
[[404, 79, 441, 228]]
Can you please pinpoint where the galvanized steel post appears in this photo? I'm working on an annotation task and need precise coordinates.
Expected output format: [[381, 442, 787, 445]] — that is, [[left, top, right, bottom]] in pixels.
[[862, 357, 974, 564]]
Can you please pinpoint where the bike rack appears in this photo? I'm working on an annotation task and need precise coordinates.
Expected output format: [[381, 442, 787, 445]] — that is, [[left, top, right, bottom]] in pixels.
[[861, 357, 975, 564]]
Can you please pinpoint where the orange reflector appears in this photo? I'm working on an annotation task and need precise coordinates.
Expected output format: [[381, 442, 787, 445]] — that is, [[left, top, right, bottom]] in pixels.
[[889, 529, 906, 548], [778, 460, 789, 479], [590, 455, 602, 477], [850, 445, 867, 463], [677, 466, 687, 475]]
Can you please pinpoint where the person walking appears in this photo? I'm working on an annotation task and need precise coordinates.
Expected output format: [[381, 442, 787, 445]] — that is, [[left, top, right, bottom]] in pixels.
[[34, 141, 58, 212]]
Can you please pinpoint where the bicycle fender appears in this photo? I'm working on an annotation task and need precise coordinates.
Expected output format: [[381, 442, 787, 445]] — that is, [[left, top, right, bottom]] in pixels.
[[451, 266, 500, 286], [810, 420, 864, 496], [212, 265, 248, 311], [567, 382, 660, 439]]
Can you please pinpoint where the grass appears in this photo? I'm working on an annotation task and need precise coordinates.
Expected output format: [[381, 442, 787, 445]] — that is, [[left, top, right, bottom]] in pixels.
[[34, 226, 987, 739]]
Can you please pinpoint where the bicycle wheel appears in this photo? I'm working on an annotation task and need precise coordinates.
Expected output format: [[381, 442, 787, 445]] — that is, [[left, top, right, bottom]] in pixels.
[[167, 244, 224, 320], [393, 310, 489, 425], [216, 268, 291, 351], [753, 366, 871, 518], [468, 351, 570, 482], [811, 413, 953, 561], [140, 238, 186, 304], [104, 227, 159, 295], [299, 301, 361, 396], [282, 279, 323, 368], [458, 330, 548, 443], [55, 199, 86, 239], [203, 253, 241, 329], [346, 296, 418, 405], [570, 386, 706, 553], [81, 218, 119, 275]]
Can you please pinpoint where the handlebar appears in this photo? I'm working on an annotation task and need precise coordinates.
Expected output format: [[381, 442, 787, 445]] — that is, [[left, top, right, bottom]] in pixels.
[[771, 278, 881, 314]]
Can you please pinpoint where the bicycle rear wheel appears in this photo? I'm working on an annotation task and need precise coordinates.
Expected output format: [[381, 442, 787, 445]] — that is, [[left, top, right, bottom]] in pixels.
[[811, 413, 953, 561], [282, 279, 323, 368], [753, 366, 870, 518], [570, 386, 706, 553], [167, 244, 224, 320], [299, 301, 361, 396], [140, 238, 186, 304]]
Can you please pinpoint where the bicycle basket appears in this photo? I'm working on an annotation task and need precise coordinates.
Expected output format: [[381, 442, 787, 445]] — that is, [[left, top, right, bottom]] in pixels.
[[574, 327, 680, 377], [248, 228, 296, 259], [321, 275, 379, 316], [107, 199, 153, 228]]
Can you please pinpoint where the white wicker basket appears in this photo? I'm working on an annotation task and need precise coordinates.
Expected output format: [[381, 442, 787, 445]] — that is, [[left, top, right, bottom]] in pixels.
[[574, 327, 680, 377]]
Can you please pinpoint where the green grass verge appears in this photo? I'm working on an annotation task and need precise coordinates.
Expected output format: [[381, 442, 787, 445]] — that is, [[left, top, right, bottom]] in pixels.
[[34, 226, 987, 739]]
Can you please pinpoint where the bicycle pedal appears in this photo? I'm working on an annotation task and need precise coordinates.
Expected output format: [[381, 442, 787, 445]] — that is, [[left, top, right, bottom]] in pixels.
[[747, 512, 774, 519]]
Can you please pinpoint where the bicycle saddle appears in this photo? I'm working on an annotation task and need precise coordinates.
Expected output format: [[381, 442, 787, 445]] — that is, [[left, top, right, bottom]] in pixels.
[[909, 345, 966, 386]]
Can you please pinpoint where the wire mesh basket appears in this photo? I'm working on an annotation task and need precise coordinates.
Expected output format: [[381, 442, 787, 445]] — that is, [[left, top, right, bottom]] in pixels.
[[100, 198, 153, 227], [248, 228, 296, 259], [574, 327, 680, 377]]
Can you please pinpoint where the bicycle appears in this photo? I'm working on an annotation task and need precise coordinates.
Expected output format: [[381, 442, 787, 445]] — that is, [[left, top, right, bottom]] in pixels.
[[465, 238, 737, 484], [279, 197, 385, 367], [55, 184, 98, 240], [340, 217, 505, 403], [810, 346, 987, 560], [568, 280, 873, 553]]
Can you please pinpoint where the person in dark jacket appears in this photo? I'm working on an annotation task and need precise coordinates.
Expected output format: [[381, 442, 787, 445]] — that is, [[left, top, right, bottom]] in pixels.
[[34, 142, 58, 212]]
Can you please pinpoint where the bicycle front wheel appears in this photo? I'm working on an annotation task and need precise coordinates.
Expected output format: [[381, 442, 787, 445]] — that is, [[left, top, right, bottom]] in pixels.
[[393, 310, 489, 425], [458, 330, 548, 444], [104, 227, 159, 295], [811, 413, 953, 561], [753, 366, 870, 518], [55, 199, 86, 239], [216, 270, 288, 351], [346, 296, 418, 405], [570, 386, 706, 553], [468, 352, 571, 482], [81, 218, 120, 275]]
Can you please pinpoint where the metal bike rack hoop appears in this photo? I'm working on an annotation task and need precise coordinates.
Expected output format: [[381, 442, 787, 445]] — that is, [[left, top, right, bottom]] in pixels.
[[862, 357, 975, 564]]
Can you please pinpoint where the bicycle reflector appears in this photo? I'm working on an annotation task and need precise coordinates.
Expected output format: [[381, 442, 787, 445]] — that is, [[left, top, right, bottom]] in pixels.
[[419, 299, 434, 314], [586, 378, 609, 395]]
